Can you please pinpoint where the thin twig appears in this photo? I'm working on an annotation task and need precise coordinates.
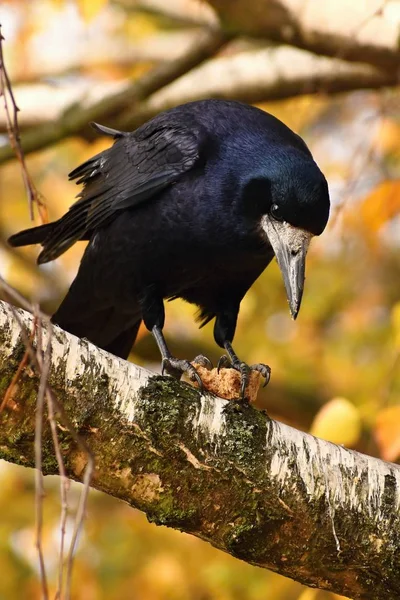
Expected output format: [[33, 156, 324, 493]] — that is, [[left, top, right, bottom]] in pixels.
[[42, 387, 94, 600], [0, 316, 37, 413], [34, 306, 50, 600], [0, 277, 94, 599], [0, 26, 47, 222], [42, 325, 69, 600]]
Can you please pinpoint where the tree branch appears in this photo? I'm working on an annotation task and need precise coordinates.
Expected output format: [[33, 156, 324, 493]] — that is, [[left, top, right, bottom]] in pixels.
[[0, 44, 396, 163], [208, 0, 400, 71], [116, 45, 397, 131], [10, 29, 203, 85], [0, 27, 227, 165], [0, 298, 399, 599]]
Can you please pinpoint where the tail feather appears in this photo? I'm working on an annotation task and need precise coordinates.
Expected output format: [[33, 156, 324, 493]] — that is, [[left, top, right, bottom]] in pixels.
[[8, 222, 54, 248], [52, 279, 142, 359], [52, 305, 142, 360], [102, 321, 142, 359]]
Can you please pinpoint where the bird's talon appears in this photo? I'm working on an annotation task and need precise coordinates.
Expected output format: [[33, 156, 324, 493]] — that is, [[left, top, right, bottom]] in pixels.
[[218, 353, 271, 400], [250, 363, 271, 388], [217, 355, 231, 373], [187, 364, 204, 391], [237, 362, 250, 401], [161, 357, 203, 391], [161, 359, 167, 377], [193, 354, 213, 370]]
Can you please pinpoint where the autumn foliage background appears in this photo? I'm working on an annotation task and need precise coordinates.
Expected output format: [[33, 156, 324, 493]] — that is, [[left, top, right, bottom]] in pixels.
[[0, 0, 399, 599]]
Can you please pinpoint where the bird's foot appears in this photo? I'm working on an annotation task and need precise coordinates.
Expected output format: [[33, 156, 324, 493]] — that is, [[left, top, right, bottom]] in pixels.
[[217, 355, 271, 400], [161, 356, 203, 390]]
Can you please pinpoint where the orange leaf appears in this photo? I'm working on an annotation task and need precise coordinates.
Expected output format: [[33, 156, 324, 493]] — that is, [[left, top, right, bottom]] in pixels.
[[359, 180, 400, 233], [374, 118, 400, 154], [374, 406, 400, 462]]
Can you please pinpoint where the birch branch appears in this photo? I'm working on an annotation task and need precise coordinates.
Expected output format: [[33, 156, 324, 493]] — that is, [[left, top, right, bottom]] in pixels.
[[0, 299, 399, 598]]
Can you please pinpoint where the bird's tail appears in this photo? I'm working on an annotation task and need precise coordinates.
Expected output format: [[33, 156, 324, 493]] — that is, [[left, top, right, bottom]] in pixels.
[[8, 222, 54, 248], [52, 304, 142, 360], [52, 272, 142, 360], [101, 320, 142, 359]]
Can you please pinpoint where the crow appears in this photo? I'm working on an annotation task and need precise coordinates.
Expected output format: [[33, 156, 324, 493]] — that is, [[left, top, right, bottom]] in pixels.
[[8, 99, 330, 398]]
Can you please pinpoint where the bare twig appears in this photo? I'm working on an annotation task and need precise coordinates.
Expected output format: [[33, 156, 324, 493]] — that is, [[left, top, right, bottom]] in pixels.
[[0, 26, 47, 222], [46, 382, 70, 600], [64, 448, 92, 600], [35, 310, 50, 600], [43, 324, 70, 600], [0, 278, 94, 599], [0, 315, 37, 413], [0, 291, 51, 598]]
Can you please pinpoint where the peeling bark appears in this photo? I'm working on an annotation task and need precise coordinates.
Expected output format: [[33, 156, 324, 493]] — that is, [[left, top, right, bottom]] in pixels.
[[0, 299, 399, 599]]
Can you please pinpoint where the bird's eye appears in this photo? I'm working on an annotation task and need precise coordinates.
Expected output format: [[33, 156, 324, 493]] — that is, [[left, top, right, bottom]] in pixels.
[[271, 204, 284, 221]]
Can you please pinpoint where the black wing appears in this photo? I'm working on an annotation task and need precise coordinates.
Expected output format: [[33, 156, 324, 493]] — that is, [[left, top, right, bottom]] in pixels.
[[36, 117, 205, 263]]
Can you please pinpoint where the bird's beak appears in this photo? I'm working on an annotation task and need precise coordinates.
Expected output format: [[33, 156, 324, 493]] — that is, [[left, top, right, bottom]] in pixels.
[[261, 216, 312, 319]]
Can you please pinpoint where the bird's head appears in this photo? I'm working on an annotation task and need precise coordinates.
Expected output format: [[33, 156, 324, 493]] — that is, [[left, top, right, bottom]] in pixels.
[[244, 156, 330, 319]]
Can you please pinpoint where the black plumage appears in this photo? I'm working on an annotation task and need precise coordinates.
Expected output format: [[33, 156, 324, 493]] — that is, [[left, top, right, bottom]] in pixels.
[[9, 99, 330, 397]]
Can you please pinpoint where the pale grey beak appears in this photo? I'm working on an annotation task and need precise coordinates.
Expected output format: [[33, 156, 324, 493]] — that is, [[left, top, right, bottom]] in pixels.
[[261, 216, 312, 319]]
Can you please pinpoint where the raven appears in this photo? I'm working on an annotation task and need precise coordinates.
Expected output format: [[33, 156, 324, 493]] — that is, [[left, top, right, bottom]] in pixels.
[[9, 99, 330, 398]]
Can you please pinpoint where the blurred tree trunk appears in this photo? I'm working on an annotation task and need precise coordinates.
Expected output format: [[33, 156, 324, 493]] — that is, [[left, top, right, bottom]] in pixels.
[[1, 299, 400, 600]]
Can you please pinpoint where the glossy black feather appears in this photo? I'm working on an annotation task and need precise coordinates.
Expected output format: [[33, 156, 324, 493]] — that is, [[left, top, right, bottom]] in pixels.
[[8, 99, 330, 358], [10, 117, 205, 264]]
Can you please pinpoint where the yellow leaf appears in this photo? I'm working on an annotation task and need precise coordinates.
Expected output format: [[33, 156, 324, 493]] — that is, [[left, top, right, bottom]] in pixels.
[[310, 398, 362, 447], [391, 302, 400, 349], [78, 0, 108, 22], [374, 406, 400, 462]]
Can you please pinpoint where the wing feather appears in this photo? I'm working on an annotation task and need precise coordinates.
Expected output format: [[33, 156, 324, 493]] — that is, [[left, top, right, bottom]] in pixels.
[[37, 118, 205, 263]]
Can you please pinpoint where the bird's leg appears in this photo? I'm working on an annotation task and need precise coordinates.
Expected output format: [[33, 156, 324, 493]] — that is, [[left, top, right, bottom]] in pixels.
[[152, 325, 203, 388], [214, 304, 270, 400], [217, 341, 271, 400], [140, 288, 204, 388]]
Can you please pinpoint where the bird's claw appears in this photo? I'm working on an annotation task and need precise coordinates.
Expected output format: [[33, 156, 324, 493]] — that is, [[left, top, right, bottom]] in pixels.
[[250, 363, 271, 388], [217, 355, 271, 400], [161, 356, 203, 391], [217, 355, 231, 373], [193, 354, 213, 370]]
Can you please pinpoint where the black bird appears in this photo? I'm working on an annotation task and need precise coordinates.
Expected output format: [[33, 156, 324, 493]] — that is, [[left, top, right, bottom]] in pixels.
[[8, 99, 330, 398]]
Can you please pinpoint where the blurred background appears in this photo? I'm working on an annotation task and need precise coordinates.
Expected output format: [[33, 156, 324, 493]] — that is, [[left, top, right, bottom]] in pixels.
[[0, 0, 399, 598]]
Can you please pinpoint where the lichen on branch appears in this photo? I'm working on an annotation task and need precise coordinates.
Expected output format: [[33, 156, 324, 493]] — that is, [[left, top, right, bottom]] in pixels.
[[0, 299, 400, 599]]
